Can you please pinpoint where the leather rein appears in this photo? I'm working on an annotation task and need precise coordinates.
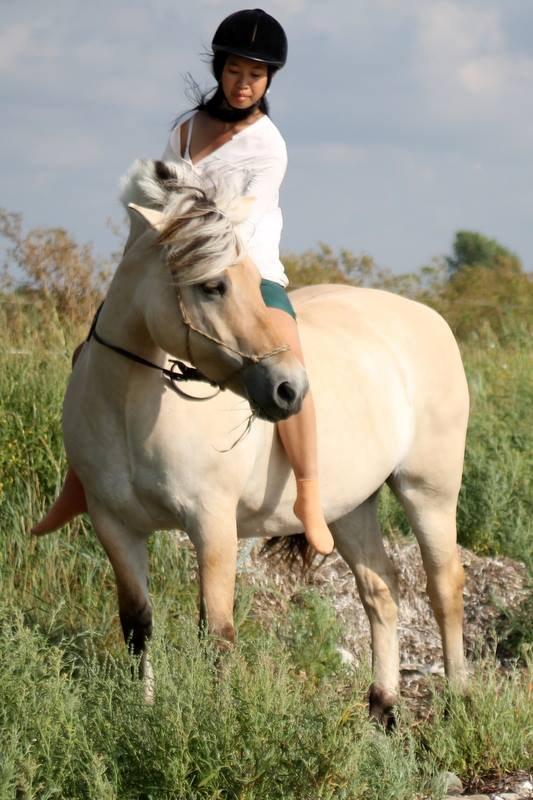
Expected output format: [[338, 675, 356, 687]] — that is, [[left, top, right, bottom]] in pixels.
[[88, 292, 288, 402]]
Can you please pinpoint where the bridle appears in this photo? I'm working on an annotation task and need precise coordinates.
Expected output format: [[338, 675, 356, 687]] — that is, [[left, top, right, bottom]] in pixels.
[[88, 287, 288, 402]]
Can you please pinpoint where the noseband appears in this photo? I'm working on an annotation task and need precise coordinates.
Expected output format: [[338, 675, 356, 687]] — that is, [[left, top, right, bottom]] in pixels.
[[175, 289, 288, 390], [89, 287, 288, 402]]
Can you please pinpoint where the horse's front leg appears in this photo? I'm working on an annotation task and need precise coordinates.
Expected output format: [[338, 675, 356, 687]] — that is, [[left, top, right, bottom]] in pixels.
[[88, 501, 154, 700], [191, 513, 238, 646]]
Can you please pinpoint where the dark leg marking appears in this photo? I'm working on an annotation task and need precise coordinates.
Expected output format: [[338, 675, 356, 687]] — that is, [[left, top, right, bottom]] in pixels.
[[198, 597, 235, 647], [369, 684, 397, 732], [120, 600, 152, 656]]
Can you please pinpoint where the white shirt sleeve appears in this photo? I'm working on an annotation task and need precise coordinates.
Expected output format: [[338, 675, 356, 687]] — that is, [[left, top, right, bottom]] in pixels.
[[243, 151, 286, 221], [240, 143, 288, 285]]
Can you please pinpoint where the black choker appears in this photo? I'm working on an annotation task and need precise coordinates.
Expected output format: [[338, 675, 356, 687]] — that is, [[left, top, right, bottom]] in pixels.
[[203, 87, 260, 122]]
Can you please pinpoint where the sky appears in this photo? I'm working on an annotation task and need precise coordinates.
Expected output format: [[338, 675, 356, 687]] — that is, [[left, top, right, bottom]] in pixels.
[[2, 0, 532, 274]]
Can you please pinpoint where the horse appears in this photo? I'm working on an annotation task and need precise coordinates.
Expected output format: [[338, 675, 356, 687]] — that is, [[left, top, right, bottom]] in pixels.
[[62, 158, 469, 726]]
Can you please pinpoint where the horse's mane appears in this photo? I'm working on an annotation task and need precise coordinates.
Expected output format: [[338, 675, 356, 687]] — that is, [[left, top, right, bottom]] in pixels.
[[120, 159, 253, 285]]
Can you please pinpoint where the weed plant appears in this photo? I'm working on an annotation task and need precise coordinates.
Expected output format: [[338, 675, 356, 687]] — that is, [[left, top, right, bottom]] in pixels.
[[0, 298, 531, 798]]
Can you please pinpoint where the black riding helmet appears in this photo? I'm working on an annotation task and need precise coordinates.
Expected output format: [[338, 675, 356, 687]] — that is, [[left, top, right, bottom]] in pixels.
[[196, 9, 287, 122], [212, 9, 288, 69]]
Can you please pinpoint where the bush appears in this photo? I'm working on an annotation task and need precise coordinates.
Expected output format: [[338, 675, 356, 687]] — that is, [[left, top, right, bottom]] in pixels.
[[457, 340, 532, 571], [428, 259, 532, 345], [0, 209, 111, 333]]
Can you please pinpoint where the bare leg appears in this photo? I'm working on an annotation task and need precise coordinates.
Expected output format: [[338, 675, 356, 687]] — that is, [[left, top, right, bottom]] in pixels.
[[267, 308, 334, 555], [31, 466, 87, 535], [31, 341, 87, 536]]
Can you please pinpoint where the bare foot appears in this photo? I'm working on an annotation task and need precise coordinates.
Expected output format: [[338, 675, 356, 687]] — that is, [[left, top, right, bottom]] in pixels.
[[293, 478, 334, 555], [31, 467, 87, 536]]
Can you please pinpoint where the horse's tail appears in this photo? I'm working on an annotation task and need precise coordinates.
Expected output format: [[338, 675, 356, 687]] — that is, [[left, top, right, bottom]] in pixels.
[[259, 534, 318, 573]]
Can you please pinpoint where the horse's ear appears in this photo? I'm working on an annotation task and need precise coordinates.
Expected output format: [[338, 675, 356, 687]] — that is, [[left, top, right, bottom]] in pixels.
[[127, 203, 165, 230], [122, 203, 165, 256]]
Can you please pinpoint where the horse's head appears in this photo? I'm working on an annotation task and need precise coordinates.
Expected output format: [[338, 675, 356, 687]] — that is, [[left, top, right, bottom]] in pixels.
[[118, 159, 308, 422]]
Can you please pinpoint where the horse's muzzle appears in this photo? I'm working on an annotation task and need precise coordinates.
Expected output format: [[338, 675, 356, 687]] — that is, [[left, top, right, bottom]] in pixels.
[[242, 359, 309, 422]]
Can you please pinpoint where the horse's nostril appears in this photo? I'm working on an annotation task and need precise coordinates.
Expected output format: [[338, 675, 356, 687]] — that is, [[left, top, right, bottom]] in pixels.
[[276, 380, 297, 407]]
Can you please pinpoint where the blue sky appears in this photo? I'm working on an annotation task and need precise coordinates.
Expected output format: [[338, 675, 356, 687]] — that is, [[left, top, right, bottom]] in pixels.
[[2, 0, 532, 273]]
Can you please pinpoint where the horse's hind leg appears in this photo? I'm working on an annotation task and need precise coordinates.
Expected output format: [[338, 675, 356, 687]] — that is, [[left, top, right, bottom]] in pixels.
[[388, 474, 465, 687], [89, 503, 153, 697], [331, 496, 399, 728]]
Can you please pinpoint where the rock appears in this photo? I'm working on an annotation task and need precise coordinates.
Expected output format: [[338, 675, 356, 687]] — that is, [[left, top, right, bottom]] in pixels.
[[512, 780, 533, 797], [336, 646, 355, 666], [453, 795, 489, 800], [491, 794, 521, 800], [443, 771, 464, 795]]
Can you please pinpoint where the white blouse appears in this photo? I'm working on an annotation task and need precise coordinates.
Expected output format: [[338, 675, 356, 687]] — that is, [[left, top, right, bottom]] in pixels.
[[162, 111, 288, 287]]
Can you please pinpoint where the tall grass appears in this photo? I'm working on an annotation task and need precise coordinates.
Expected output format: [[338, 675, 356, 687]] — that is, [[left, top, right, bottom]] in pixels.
[[458, 338, 532, 568], [0, 286, 531, 796], [1, 614, 530, 799]]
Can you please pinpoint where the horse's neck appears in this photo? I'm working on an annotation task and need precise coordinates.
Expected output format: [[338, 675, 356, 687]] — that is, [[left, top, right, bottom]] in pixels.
[[94, 247, 163, 367]]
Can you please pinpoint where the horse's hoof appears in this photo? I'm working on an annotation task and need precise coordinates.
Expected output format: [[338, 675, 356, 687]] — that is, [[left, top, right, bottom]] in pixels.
[[369, 684, 397, 731]]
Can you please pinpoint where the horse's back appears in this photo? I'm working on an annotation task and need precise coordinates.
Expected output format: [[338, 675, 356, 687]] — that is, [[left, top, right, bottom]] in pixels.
[[292, 284, 467, 417], [289, 285, 469, 505]]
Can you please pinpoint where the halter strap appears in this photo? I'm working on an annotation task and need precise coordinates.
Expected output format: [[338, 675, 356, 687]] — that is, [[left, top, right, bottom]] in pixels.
[[87, 291, 289, 401], [88, 303, 221, 401], [175, 290, 288, 366]]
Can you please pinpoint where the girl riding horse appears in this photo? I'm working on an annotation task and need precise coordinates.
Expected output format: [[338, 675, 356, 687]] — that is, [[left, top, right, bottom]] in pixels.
[[32, 9, 334, 556]]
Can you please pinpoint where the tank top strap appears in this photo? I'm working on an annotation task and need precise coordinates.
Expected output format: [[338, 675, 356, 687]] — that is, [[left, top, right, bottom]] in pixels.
[[183, 112, 196, 162]]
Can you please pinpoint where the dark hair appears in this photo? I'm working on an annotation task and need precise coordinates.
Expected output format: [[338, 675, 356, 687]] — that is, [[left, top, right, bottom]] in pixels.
[[177, 51, 274, 126]]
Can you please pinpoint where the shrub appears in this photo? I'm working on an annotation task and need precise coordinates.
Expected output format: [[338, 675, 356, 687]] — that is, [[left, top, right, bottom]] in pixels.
[[0, 209, 111, 332]]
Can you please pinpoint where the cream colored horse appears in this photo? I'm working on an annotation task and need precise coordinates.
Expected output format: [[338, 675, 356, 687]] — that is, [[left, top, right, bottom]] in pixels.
[[63, 160, 469, 726]]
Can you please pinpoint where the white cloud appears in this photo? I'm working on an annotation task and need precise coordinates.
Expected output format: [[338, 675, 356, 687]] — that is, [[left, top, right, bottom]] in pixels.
[[417, 2, 503, 58], [97, 74, 176, 113], [415, 1, 504, 104], [459, 52, 533, 96], [0, 24, 32, 72], [292, 142, 367, 165], [29, 133, 103, 170], [200, 0, 307, 15], [408, 0, 533, 136], [0, 21, 60, 78]]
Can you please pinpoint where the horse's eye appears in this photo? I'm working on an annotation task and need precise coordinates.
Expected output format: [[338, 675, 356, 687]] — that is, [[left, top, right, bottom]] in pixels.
[[201, 279, 227, 297]]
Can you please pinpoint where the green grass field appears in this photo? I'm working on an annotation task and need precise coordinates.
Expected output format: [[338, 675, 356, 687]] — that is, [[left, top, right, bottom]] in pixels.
[[0, 299, 531, 799]]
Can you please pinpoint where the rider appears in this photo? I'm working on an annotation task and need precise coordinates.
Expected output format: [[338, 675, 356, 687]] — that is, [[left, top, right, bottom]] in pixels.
[[32, 8, 334, 556]]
